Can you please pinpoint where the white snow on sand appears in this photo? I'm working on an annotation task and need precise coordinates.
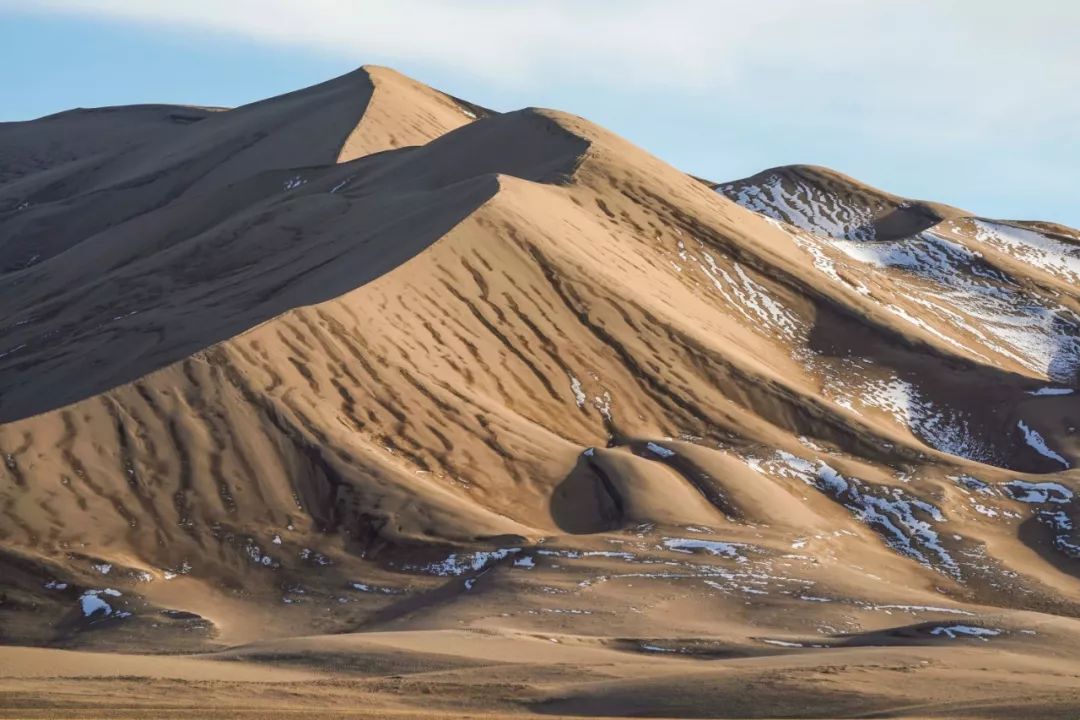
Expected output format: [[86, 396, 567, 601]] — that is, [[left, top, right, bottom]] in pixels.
[[1016, 421, 1070, 468], [974, 220, 1080, 283], [1028, 387, 1075, 396], [855, 376, 994, 463], [646, 442, 676, 459], [721, 175, 876, 241], [691, 247, 802, 342], [418, 548, 521, 576], [568, 375, 587, 408], [725, 184, 1080, 382], [662, 538, 741, 557], [871, 604, 974, 616], [349, 582, 397, 594], [79, 588, 123, 618], [930, 625, 1001, 640], [1003, 480, 1073, 504], [761, 639, 805, 648], [762, 451, 959, 577]]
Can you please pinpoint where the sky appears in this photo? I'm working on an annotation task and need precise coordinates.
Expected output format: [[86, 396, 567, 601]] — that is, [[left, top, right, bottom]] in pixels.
[[1, 0, 1077, 226]]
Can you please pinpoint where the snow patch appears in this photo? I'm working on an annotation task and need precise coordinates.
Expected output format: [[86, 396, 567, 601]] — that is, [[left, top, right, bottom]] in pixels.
[[1028, 387, 1075, 396], [1003, 480, 1073, 504], [417, 548, 521, 576], [79, 588, 123, 619], [930, 625, 1001, 640], [974, 220, 1080, 283], [646, 442, 676, 459], [765, 451, 959, 577], [568, 375, 587, 408], [662, 538, 741, 557], [1016, 421, 1070, 468], [349, 582, 397, 594], [837, 375, 995, 464]]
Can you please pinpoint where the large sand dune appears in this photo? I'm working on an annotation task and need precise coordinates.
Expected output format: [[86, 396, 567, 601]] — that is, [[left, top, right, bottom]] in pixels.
[[1, 67, 1078, 718]]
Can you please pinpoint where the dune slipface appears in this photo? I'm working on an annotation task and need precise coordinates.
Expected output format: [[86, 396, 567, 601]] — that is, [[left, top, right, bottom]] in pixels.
[[0, 67, 1078, 719]]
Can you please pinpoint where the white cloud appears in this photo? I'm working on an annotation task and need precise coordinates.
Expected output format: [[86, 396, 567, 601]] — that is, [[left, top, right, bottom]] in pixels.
[[3, 0, 1077, 221], [9, 1, 1077, 127], [7, 1, 1077, 100]]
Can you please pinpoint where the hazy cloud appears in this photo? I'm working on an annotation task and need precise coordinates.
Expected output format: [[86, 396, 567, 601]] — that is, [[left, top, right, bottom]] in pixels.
[[4, 0, 1077, 221], [7, 1, 1076, 94]]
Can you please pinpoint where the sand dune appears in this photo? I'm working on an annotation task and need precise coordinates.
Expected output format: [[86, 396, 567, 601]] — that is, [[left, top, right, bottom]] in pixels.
[[1, 66, 1078, 718]]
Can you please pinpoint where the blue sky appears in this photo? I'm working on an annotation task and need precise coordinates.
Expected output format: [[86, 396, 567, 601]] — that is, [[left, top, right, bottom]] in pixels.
[[2, 1, 1077, 226]]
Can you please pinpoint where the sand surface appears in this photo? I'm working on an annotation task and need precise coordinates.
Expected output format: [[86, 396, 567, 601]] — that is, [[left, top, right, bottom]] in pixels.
[[1, 65, 1078, 718]]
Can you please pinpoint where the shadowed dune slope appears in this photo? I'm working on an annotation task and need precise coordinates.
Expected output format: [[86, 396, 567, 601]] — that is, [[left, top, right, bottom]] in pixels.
[[0, 65, 479, 274], [0, 66, 496, 421]]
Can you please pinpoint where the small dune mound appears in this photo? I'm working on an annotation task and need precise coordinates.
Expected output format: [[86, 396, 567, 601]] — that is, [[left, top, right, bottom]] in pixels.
[[719, 164, 964, 241]]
